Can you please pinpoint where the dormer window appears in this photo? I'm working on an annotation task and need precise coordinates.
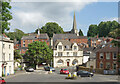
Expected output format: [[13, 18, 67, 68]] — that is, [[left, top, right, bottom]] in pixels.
[[58, 45, 62, 50], [74, 46, 77, 50], [65, 45, 69, 49]]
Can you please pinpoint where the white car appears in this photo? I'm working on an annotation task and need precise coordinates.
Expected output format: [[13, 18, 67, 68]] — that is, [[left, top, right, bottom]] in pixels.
[[26, 68, 34, 72]]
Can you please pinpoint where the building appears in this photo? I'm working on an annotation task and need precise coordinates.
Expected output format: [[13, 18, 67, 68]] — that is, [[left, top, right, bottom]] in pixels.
[[53, 40, 83, 67], [96, 42, 120, 71], [51, 12, 88, 48], [21, 31, 49, 54], [0, 35, 14, 77]]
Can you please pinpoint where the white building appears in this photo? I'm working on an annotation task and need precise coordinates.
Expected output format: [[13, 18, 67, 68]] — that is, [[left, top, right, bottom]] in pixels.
[[0, 35, 14, 76], [53, 40, 83, 67]]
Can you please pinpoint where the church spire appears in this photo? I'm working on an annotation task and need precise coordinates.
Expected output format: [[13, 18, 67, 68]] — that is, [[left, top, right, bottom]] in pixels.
[[71, 11, 79, 36], [73, 11, 77, 31]]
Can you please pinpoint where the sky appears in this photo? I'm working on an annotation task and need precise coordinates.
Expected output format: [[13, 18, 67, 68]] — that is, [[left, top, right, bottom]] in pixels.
[[9, 0, 119, 36]]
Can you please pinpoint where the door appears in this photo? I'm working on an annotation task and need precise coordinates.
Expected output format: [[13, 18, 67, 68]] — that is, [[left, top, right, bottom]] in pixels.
[[67, 62, 69, 66], [4, 66, 6, 76]]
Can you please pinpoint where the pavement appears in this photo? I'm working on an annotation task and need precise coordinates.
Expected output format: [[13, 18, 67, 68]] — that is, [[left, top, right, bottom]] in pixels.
[[4, 67, 120, 82]]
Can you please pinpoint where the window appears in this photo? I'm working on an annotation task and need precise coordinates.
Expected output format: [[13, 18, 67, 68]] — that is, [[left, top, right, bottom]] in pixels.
[[9, 53, 11, 61], [74, 46, 77, 50], [23, 40, 25, 43], [113, 64, 116, 69], [9, 66, 11, 74], [106, 53, 110, 59], [58, 52, 62, 56], [106, 62, 110, 69], [3, 44, 5, 48], [23, 44, 25, 47], [72, 59, 78, 65], [100, 63, 103, 68], [65, 45, 69, 49], [58, 46, 62, 50], [113, 53, 117, 59], [67, 52, 69, 56], [9, 45, 11, 49], [73, 52, 77, 56], [57, 59, 63, 64], [100, 53, 103, 59], [3, 53, 5, 61]]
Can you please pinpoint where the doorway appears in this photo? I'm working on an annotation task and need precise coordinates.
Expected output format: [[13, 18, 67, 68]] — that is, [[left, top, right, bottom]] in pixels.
[[67, 62, 69, 66]]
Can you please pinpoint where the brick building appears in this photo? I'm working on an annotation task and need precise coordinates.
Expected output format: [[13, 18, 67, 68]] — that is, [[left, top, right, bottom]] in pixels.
[[21, 33, 49, 54], [96, 42, 120, 71]]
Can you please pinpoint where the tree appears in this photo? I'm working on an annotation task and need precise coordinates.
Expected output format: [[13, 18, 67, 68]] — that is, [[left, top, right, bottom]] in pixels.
[[87, 24, 98, 37], [35, 22, 64, 38], [79, 29, 84, 36], [6, 29, 27, 41], [0, 0, 12, 33], [87, 21, 119, 37], [14, 49, 22, 60], [109, 28, 120, 38], [25, 41, 53, 69]]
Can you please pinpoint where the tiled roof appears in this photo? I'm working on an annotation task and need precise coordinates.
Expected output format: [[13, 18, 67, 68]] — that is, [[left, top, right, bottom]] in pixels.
[[96, 42, 120, 52], [53, 34, 88, 42], [21, 34, 49, 40], [53, 39, 82, 50]]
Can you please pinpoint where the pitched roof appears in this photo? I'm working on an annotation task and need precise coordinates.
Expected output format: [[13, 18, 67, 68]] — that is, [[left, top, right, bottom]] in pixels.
[[53, 34, 88, 41], [21, 33, 49, 40], [53, 34, 78, 39], [53, 40, 82, 50], [96, 42, 120, 53]]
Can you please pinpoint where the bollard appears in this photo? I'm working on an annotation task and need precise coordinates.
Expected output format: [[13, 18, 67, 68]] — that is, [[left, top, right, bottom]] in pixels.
[[68, 73, 71, 78], [50, 69, 52, 73], [72, 72, 77, 77]]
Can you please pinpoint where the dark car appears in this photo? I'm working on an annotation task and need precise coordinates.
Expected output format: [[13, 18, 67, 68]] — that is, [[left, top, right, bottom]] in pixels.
[[44, 66, 55, 71], [26, 67, 34, 72], [77, 70, 94, 77], [0, 77, 6, 84]]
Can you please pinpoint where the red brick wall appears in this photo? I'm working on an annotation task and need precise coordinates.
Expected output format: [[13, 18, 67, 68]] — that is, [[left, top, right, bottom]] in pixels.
[[96, 52, 118, 70], [21, 39, 49, 54]]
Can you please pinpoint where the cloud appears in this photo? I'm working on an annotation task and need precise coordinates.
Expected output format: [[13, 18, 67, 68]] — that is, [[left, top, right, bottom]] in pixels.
[[102, 17, 118, 22], [10, 1, 98, 33]]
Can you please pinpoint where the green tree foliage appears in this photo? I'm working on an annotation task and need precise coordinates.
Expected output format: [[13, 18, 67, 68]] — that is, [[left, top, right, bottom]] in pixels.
[[25, 41, 53, 69], [109, 28, 120, 38], [0, 0, 12, 33], [6, 29, 27, 41], [14, 49, 22, 60], [87, 24, 98, 37], [35, 22, 64, 38], [87, 21, 119, 37], [79, 29, 84, 36]]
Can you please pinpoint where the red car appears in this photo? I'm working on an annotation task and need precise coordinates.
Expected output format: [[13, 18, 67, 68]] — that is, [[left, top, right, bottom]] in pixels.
[[0, 77, 6, 84], [60, 68, 69, 74]]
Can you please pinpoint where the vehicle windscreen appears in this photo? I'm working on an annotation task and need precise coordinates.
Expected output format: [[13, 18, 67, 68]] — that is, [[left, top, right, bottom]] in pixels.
[[63, 69, 68, 71]]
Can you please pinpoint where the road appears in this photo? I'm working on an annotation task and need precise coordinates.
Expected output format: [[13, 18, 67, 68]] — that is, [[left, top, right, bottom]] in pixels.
[[5, 67, 120, 82]]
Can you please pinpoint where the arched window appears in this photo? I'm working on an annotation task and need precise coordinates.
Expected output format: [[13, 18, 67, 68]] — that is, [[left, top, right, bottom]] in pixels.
[[57, 59, 63, 64], [72, 59, 78, 65]]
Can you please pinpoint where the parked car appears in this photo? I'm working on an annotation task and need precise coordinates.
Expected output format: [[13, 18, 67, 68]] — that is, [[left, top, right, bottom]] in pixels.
[[77, 70, 94, 77], [60, 68, 69, 74], [44, 66, 55, 71], [26, 67, 34, 72], [0, 77, 6, 84]]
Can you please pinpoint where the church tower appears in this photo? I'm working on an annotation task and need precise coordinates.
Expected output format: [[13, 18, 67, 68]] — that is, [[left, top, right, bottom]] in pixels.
[[71, 11, 79, 36]]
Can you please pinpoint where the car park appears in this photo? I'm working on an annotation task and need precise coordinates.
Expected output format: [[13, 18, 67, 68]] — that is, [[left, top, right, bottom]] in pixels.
[[0, 77, 6, 84], [77, 70, 94, 77], [60, 68, 69, 74]]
